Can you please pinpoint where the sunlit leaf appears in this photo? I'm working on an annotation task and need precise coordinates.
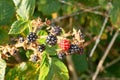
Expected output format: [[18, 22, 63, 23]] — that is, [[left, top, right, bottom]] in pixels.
[[39, 54, 69, 80], [110, 0, 120, 28], [0, 58, 6, 80], [13, 0, 35, 20], [9, 20, 28, 34]]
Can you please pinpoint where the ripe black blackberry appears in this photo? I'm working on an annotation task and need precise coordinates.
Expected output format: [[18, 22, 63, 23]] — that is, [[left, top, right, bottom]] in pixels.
[[37, 44, 45, 52], [79, 33, 84, 40], [19, 36, 24, 43], [27, 32, 37, 43], [52, 26, 62, 35], [57, 52, 66, 60], [68, 44, 80, 54], [30, 55, 39, 63], [46, 34, 57, 45]]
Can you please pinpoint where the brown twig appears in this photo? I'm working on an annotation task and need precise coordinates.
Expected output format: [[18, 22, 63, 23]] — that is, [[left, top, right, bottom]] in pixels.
[[96, 77, 120, 80], [104, 56, 120, 69], [89, 12, 109, 57], [51, 6, 105, 23], [92, 30, 119, 80], [66, 55, 78, 80]]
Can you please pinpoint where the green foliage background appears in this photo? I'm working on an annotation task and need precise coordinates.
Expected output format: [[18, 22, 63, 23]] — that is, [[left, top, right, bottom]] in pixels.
[[0, 0, 120, 80]]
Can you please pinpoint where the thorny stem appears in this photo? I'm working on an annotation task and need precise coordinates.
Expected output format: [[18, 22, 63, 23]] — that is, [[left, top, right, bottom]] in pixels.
[[92, 30, 119, 80]]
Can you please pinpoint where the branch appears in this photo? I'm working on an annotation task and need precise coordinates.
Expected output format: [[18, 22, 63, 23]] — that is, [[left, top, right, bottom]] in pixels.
[[51, 6, 105, 23], [92, 30, 119, 80], [66, 56, 78, 80], [96, 77, 120, 80], [89, 13, 109, 57], [104, 56, 120, 69]]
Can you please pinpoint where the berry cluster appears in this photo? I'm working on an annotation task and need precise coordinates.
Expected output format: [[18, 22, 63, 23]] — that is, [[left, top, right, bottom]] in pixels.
[[0, 18, 84, 63], [19, 36, 24, 43], [68, 44, 80, 54], [37, 44, 45, 52], [27, 32, 37, 43], [52, 26, 62, 35], [46, 34, 57, 46], [30, 54, 39, 63], [57, 52, 66, 60], [57, 38, 84, 59]]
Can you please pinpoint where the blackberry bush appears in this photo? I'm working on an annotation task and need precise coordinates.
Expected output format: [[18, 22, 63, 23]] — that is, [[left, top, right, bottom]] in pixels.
[[0, 16, 85, 80]]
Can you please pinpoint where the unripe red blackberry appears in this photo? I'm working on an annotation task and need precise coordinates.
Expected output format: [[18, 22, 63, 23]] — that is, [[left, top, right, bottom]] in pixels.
[[27, 32, 37, 43], [46, 34, 57, 46], [37, 44, 45, 52], [68, 44, 80, 54], [52, 26, 62, 35], [59, 39, 70, 51]]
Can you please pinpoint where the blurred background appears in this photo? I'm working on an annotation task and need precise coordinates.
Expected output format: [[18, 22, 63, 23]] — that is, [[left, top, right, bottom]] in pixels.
[[0, 0, 120, 80]]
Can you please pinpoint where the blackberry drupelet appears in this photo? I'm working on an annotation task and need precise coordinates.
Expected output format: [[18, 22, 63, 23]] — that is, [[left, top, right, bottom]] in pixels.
[[52, 26, 62, 35], [27, 32, 37, 43], [57, 52, 66, 60], [46, 34, 57, 45], [68, 44, 80, 54], [37, 44, 45, 52]]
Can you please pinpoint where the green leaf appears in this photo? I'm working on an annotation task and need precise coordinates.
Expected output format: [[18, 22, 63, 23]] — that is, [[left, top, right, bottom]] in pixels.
[[37, 30, 48, 36], [72, 54, 88, 72], [39, 54, 50, 80], [46, 45, 57, 55], [37, 38, 46, 44], [46, 58, 69, 80], [26, 50, 33, 59], [39, 56, 69, 80], [13, 0, 35, 20], [9, 20, 28, 34], [98, 0, 108, 9], [38, 0, 61, 15], [0, 0, 15, 25], [6, 62, 39, 80], [37, 30, 48, 44], [110, 0, 120, 28], [0, 28, 9, 44], [0, 58, 6, 80]]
